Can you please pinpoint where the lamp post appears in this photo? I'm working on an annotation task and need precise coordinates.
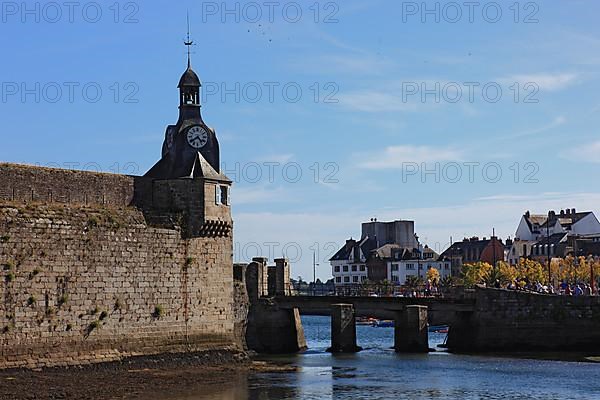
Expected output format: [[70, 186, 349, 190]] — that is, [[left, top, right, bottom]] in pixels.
[[589, 255, 595, 296], [492, 228, 497, 271], [312, 251, 319, 296], [546, 211, 551, 286]]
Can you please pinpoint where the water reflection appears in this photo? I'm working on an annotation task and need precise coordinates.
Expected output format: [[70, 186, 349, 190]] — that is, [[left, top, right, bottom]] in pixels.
[[165, 316, 600, 400]]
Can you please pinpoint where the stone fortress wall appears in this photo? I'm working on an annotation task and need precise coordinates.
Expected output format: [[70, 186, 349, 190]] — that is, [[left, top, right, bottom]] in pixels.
[[0, 163, 240, 369]]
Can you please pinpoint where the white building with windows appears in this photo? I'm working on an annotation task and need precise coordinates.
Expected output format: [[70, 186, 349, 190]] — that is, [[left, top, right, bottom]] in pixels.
[[515, 209, 600, 241], [384, 246, 452, 284], [330, 231, 452, 286], [329, 237, 376, 285]]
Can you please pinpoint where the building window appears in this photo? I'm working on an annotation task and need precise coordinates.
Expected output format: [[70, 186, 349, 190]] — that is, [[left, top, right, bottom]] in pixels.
[[391, 264, 399, 271], [352, 265, 357, 272], [360, 265, 366, 272], [220, 186, 230, 205], [336, 277, 341, 283], [343, 265, 349, 272], [353, 276, 359, 283], [361, 276, 367, 282], [344, 276, 350, 283], [406, 263, 415, 270], [391, 275, 399, 283], [445, 263, 450, 270], [215, 186, 221, 205], [334, 266, 340, 273]]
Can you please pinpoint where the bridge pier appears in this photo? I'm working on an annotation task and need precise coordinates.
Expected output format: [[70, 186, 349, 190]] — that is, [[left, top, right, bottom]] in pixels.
[[245, 260, 307, 353], [394, 305, 429, 353], [327, 304, 362, 353]]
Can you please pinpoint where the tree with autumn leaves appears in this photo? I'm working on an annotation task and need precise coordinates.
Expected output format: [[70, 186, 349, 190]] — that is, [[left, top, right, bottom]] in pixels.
[[426, 267, 441, 285], [552, 256, 600, 285], [460, 257, 600, 288]]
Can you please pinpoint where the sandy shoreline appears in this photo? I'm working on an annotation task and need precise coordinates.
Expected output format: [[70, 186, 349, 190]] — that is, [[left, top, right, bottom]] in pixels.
[[0, 351, 296, 400]]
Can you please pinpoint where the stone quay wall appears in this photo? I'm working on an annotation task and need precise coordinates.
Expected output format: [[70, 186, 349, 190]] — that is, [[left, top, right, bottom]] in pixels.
[[447, 287, 600, 352], [0, 164, 239, 369]]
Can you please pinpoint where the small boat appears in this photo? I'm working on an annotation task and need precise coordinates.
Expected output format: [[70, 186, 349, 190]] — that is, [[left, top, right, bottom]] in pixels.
[[356, 317, 377, 326], [428, 325, 449, 333], [374, 319, 394, 328]]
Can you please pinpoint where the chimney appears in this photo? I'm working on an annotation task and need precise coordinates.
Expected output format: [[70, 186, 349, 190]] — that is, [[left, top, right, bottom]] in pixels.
[[345, 239, 355, 251], [572, 208, 576, 214], [566, 209, 571, 215], [560, 209, 565, 217]]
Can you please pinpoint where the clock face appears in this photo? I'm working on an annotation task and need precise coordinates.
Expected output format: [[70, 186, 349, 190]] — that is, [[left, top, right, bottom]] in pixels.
[[186, 125, 208, 149]]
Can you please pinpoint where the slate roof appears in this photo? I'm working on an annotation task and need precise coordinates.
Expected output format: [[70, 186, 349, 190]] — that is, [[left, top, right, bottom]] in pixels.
[[439, 238, 492, 260], [329, 236, 378, 262], [145, 151, 230, 182], [178, 67, 201, 88], [372, 243, 401, 259], [525, 210, 594, 233], [532, 232, 568, 247]]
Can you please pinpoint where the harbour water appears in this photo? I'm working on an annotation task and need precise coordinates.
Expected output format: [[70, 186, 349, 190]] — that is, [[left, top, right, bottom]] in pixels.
[[181, 316, 600, 400]]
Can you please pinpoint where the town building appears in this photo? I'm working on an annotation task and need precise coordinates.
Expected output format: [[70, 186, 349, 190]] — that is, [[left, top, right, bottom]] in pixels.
[[367, 245, 451, 284], [439, 236, 505, 275], [515, 209, 600, 242], [511, 209, 600, 263], [329, 237, 377, 285], [330, 220, 450, 286], [506, 238, 537, 265], [361, 219, 418, 248]]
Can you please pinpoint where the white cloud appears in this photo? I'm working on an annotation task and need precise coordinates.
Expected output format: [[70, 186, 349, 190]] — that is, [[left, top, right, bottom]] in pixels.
[[232, 185, 290, 205], [504, 115, 567, 139], [560, 140, 600, 163], [358, 145, 464, 170], [498, 73, 578, 91]]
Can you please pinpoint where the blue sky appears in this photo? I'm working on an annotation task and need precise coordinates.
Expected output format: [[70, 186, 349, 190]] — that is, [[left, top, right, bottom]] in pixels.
[[1, 0, 600, 280]]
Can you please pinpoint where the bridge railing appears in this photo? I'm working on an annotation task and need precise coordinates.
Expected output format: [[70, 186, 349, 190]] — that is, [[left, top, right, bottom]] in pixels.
[[288, 284, 449, 298]]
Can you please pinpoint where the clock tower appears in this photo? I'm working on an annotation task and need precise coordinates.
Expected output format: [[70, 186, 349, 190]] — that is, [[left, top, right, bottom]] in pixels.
[[139, 29, 231, 239], [145, 57, 221, 179]]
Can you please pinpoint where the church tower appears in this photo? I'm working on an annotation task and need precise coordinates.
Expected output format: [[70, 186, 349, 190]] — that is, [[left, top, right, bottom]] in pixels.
[[139, 24, 231, 239]]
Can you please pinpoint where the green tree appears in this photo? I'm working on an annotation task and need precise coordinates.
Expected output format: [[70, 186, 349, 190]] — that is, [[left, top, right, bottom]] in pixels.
[[405, 275, 423, 289]]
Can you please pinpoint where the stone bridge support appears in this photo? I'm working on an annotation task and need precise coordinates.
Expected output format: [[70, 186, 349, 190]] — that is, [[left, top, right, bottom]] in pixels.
[[394, 305, 430, 353], [244, 259, 306, 354], [327, 304, 361, 353]]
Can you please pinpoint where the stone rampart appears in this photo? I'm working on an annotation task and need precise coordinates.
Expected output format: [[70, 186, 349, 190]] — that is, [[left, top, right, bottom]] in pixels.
[[0, 164, 239, 369]]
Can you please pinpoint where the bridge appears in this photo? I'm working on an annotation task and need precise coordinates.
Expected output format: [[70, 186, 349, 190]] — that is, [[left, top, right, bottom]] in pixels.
[[274, 294, 474, 321], [271, 293, 476, 352], [238, 259, 600, 355]]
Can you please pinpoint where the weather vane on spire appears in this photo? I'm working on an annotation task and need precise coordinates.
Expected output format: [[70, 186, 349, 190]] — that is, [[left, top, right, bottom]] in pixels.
[[184, 12, 194, 68]]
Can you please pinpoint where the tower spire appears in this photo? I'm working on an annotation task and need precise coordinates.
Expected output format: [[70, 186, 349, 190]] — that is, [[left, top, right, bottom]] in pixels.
[[184, 12, 194, 68]]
